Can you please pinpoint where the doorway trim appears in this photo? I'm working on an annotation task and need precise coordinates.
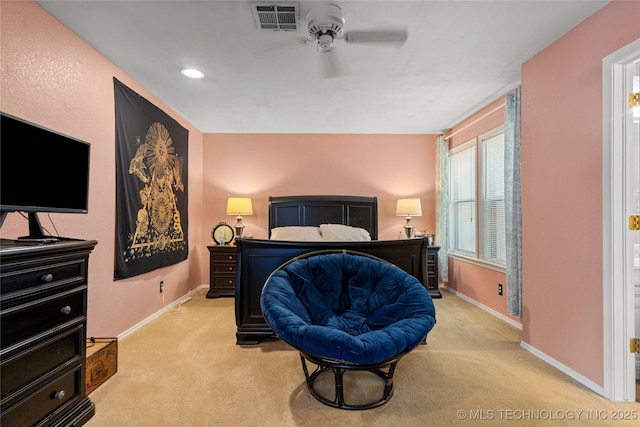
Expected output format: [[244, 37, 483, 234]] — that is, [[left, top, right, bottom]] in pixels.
[[602, 37, 640, 402]]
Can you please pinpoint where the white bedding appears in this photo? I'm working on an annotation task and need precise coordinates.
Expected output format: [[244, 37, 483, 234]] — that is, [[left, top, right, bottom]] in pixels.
[[270, 224, 371, 242], [270, 226, 323, 241]]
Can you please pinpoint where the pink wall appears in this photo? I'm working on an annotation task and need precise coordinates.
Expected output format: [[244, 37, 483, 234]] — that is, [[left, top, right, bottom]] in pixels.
[[521, 0, 640, 386], [448, 98, 506, 150], [202, 133, 437, 242], [0, 1, 205, 337], [443, 98, 519, 324]]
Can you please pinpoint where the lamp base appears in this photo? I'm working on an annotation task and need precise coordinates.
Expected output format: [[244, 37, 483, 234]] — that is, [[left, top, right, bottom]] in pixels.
[[234, 216, 245, 239], [404, 217, 415, 239]]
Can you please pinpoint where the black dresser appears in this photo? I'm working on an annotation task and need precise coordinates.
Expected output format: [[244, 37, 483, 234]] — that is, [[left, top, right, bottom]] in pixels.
[[1, 238, 97, 427]]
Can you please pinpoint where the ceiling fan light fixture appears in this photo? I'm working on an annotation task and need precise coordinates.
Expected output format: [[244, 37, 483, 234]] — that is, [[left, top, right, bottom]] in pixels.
[[306, 4, 345, 41], [181, 68, 205, 79], [317, 33, 335, 51]]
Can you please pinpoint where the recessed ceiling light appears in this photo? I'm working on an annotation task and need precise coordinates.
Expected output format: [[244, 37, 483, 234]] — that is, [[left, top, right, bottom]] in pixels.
[[181, 68, 204, 79]]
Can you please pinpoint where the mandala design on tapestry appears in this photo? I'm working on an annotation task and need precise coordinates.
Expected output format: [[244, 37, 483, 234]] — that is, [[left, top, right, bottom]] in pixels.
[[126, 122, 185, 260]]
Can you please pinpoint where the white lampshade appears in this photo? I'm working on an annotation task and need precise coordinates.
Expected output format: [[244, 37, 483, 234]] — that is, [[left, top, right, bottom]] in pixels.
[[226, 197, 253, 216], [396, 198, 422, 217]]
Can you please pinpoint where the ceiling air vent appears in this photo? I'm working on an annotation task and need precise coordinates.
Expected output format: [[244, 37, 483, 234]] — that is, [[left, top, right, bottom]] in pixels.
[[251, 2, 298, 31]]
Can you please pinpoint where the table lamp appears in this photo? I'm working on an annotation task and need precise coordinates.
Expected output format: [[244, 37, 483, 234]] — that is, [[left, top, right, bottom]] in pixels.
[[396, 198, 422, 238], [226, 197, 253, 238]]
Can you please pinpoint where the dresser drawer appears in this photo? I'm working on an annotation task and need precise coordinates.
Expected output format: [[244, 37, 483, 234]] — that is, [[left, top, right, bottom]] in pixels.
[[213, 252, 236, 263], [214, 277, 236, 288], [1, 325, 83, 398], [213, 263, 236, 274], [1, 257, 86, 301], [1, 288, 86, 349], [0, 365, 82, 427]]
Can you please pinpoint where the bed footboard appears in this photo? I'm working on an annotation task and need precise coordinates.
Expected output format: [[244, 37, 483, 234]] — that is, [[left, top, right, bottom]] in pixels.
[[234, 238, 440, 345]]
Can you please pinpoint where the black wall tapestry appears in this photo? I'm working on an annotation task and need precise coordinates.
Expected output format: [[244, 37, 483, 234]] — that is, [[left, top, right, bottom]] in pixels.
[[114, 78, 188, 280]]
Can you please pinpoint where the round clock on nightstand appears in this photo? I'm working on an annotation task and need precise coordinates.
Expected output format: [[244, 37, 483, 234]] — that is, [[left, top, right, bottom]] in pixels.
[[212, 222, 234, 245]]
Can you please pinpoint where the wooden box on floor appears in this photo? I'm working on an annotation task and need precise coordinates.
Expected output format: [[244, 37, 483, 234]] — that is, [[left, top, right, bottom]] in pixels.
[[86, 338, 118, 394]]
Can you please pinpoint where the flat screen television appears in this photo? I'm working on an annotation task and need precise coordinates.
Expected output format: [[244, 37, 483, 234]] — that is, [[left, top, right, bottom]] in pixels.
[[1, 112, 91, 240]]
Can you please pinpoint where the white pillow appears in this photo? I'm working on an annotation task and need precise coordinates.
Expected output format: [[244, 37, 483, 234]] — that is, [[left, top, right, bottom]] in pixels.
[[319, 224, 371, 241], [270, 226, 323, 241]]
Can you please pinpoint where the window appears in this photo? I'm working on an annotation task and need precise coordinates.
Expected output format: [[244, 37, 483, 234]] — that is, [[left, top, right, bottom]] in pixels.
[[449, 142, 476, 255], [448, 128, 506, 268], [481, 132, 506, 264]]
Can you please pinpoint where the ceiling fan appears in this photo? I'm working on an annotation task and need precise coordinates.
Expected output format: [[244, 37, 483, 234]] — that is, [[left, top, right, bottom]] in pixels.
[[302, 3, 409, 77]]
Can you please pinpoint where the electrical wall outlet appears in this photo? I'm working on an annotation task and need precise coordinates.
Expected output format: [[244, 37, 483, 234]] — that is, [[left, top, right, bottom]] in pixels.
[[160, 281, 164, 293], [498, 283, 503, 296]]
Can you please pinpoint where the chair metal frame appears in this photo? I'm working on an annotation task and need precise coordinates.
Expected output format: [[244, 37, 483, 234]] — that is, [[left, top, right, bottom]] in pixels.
[[299, 350, 407, 410]]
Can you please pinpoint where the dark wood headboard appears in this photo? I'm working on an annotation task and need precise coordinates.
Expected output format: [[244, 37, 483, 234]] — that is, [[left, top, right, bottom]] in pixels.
[[268, 195, 378, 240]]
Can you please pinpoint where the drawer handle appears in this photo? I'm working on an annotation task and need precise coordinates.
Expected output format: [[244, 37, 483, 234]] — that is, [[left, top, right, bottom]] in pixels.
[[228, 280, 233, 284], [41, 273, 54, 283], [53, 390, 66, 400], [228, 256, 233, 260], [228, 267, 233, 271], [60, 305, 72, 315]]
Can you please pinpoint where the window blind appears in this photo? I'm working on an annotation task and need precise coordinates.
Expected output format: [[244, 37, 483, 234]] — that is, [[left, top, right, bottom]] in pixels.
[[449, 144, 476, 255], [482, 133, 506, 263]]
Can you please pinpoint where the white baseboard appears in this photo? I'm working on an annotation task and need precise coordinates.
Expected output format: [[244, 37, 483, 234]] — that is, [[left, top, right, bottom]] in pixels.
[[520, 341, 605, 397], [441, 285, 523, 330], [118, 284, 208, 341], [441, 285, 606, 397]]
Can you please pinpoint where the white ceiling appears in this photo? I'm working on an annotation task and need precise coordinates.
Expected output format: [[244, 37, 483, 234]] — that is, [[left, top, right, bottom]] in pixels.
[[37, 0, 609, 134]]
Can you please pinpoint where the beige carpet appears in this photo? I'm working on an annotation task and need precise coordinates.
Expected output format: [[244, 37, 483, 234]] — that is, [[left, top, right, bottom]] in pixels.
[[85, 289, 639, 427]]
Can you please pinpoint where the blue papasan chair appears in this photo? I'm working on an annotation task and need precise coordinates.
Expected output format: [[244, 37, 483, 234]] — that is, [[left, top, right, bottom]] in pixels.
[[260, 250, 436, 410]]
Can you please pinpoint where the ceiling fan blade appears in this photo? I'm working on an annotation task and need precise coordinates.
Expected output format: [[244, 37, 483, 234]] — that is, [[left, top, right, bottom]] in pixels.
[[319, 48, 349, 79], [343, 27, 408, 45]]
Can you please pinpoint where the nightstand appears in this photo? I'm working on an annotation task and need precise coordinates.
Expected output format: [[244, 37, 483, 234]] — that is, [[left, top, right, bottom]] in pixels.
[[425, 245, 442, 298], [207, 245, 237, 298]]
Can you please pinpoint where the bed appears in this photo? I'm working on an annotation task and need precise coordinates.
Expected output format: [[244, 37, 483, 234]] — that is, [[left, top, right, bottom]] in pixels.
[[234, 195, 440, 345]]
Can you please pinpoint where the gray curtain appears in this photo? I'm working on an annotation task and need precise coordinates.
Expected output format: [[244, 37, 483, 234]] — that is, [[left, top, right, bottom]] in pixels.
[[435, 135, 449, 282], [505, 87, 522, 316]]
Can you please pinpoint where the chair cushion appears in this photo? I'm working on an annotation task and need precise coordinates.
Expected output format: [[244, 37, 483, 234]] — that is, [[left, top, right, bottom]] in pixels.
[[260, 252, 436, 365]]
